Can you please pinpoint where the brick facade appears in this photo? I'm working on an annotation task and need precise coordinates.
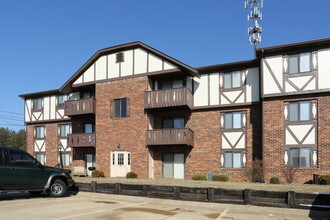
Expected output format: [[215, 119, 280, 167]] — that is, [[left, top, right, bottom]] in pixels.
[[95, 77, 149, 178], [21, 39, 330, 184], [263, 94, 330, 183]]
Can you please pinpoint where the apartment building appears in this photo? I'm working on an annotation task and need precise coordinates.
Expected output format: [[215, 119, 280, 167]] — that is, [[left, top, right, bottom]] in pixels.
[[20, 38, 330, 183]]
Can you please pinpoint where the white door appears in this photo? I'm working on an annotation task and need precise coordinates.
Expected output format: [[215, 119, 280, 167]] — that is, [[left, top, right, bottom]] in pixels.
[[110, 151, 131, 177], [85, 154, 95, 177]]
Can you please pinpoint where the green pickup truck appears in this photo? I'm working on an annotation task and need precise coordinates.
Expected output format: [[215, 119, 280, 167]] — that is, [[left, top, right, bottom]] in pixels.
[[0, 146, 74, 197]]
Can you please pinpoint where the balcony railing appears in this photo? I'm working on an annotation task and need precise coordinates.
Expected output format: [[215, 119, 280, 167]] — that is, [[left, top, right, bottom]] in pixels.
[[68, 133, 96, 148], [144, 87, 193, 110], [147, 128, 194, 146], [64, 98, 95, 116]]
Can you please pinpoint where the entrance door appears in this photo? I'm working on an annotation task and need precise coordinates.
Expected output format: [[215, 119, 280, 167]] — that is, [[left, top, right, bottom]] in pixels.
[[110, 151, 131, 177], [85, 154, 95, 177], [163, 153, 184, 179]]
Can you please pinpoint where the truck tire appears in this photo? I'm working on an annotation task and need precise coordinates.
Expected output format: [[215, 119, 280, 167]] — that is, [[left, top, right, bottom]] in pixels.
[[48, 179, 67, 197]]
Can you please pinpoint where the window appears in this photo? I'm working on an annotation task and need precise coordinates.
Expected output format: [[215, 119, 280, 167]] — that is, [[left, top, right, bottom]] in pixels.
[[58, 152, 70, 166], [116, 52, 124, 63], [224, 112, 242, 129], [35, 126, 45, 139], [223, 152, 242, 168], [35, 153, 45, 165], [32, 98, 42, 111], [114, 98, 128, 118], [57, 95, 68, 108], [128, 153, 131, 166], [9, 150, 34, 166], [224, 71, 241, 89], [289, 148, 312, 168], [162, 117, 185, 129], [112, 153, 115, 165], [289, 52, 311, 74], [59, 124, 71, 138], [158, 79, 184, 90], [118, 153, 124, 165], [84, 124, 94, 134], [0, 150, 3, 166], [289, 101, 311, 122]]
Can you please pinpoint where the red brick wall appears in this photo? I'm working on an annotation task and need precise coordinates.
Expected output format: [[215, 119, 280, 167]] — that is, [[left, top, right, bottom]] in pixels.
[[185, 105, 262, 182], [26, 123, 60, 167], [263, 94, 330, 183], [95, 77, 149, 178]]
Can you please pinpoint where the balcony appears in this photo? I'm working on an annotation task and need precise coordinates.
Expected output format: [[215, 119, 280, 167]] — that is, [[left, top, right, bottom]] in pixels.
[[144, 87, 193, 110], [64, 98, 95, 116], [68, 133, 96, 148], [147, 128, 194, 146]]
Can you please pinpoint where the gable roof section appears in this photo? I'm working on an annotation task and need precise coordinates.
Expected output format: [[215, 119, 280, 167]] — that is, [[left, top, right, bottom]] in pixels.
[[255, 37, 330, 57], [59, 41, 199, 93]]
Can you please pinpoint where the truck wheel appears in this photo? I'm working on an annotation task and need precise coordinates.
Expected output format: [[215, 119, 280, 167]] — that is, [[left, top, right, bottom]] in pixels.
[[48, 179, 67, 197]]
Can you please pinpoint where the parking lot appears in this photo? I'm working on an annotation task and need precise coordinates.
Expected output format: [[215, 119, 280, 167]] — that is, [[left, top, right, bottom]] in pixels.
[[0, 191, 329, 220]]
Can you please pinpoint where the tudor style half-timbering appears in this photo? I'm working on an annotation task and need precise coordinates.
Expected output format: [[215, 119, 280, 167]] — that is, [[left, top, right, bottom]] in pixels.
[[257, 38, 330, 183], [20, 38, 330, 183], [259, 39, 330, 97]]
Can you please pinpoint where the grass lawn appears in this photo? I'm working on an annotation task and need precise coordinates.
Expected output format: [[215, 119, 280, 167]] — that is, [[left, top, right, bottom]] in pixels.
[[74, 177, 330, 193]]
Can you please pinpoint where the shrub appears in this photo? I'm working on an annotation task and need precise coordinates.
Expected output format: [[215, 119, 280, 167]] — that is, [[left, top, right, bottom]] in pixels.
[[245, 159, 264, 183], [192, 174, 207, 181], [126, 172, 138, 178], [318, 174, 330, 185], [212, 174, 229, 182], [270, 177, 280, 184], [283, 167, 296, 183], [92, 170, 105, 178]]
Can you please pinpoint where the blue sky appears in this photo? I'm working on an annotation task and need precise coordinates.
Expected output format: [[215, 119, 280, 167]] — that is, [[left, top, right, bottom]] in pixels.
[[1, 0, 330, 130]]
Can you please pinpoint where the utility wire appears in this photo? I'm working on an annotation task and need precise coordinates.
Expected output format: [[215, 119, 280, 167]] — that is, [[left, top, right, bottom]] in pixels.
[[0, 110, 24, 116]]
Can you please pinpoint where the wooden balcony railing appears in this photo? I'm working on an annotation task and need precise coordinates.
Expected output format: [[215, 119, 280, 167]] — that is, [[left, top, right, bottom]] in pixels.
[[64, 98, 95, 116], [147, 128, 194, 146], [144, 87, 193, 110], [68, 133, 96, 148]]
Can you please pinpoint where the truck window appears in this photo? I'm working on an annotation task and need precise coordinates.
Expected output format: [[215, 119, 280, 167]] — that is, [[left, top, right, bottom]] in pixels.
[[9, 150, 35, 166], [0, 149, 3, 166]]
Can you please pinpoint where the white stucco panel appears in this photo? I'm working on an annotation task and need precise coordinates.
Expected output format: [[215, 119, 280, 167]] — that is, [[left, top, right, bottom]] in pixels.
[[209, 73, 219, 105], [245, 68, 259, 102], [83, 65, 94, 83], [43, 97, 50, 120], [220, 94, 230, 105], [222, 132, 245, 149], [35, 140, 45, 152], [287, 76, 315, 91], [262, 56, 283, 95], [223, 90, 244, 103], [50, 96, 56, 120], [222, 136, 232, 149], [73, 75, 83, 85], [134, 48, 148, 74], [95, 55, 107, 81], [163, 61, 176, 70], [318, 48, 330, 90], [121, 50, 133, 77], [108, 54, 120, 78], [193, 75, 208, 106], [286, 124, 314, 144], [25, 100, 32, 122], [148, 53, 163, 72]]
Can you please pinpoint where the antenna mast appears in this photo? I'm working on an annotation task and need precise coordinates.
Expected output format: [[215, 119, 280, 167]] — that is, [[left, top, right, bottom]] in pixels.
[[245, 0, 264, 49]]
